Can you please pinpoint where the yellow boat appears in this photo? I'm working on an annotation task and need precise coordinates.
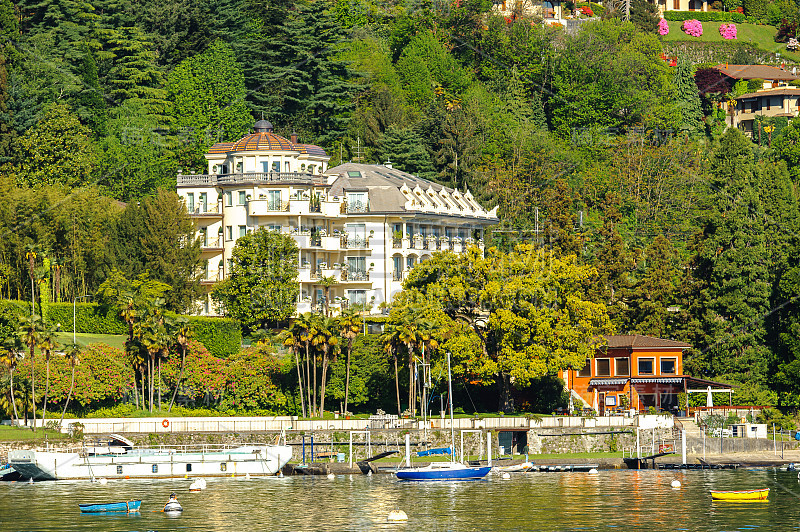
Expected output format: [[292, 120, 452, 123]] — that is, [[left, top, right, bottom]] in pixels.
[[710, 489, 769, 501]]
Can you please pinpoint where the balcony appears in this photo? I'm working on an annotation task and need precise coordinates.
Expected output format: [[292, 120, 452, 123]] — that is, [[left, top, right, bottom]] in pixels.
[[341, 235, 369, 249], [341, 201, 370, 214], [188, 204, 222, 218], [392, 238, 402, 249], [177, 172, 327, 187], [341, 269, 370, 282], [249, 199, 289, 216], [392, 270, 403, 282], [200, 236, 223, 251], [200, 271, 222, 285]]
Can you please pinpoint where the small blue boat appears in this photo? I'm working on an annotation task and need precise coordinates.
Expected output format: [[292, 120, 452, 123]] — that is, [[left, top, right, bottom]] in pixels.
[[396, 462, 491, 481], [79, 500, 141, 513]]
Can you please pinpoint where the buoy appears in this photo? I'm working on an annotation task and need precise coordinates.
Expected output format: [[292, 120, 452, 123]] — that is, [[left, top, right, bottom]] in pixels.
[[588, 468, 598, 474], [327, 473, 335, 480], [278, 471, 284, 478], [367, 470, 372, 476], [502, 472, 511, 479], [387, 510, 408, 522], [28, 478, 33, 484], [98, 478, 108, 485], [671, 479, 681, 488], [245, 473, 251, 480]]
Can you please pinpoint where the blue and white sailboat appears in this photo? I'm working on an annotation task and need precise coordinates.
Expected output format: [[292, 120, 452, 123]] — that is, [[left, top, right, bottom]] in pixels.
[[395, 353, 491, 481]]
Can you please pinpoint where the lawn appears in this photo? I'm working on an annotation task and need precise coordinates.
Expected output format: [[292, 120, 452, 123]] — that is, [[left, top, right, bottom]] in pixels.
[[54, 332, 126, 350], [664, 21, 800, 63], [0, 425, 69, 442]]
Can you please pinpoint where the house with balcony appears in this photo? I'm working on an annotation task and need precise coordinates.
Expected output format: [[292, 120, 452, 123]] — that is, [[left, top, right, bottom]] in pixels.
[[710, 64, 800, 133], [564, 335, 732, 415], [177, 121, 499, 315], [657, 0, 708, 13]]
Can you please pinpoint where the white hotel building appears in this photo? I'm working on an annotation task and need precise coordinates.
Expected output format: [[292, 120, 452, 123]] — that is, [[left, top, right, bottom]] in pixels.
[[177, 121, 499, 315]]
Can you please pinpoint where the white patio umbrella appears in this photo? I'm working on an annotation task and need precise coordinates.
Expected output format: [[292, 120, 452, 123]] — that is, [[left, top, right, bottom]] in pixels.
[[706, 386, 713, 408], [593, 389, 599, 412]]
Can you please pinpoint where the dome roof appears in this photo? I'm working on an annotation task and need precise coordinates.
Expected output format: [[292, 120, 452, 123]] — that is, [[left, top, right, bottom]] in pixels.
[[254, 120, 273, 132], [230, 132, 296, 152], [294, 144, 328, 157]]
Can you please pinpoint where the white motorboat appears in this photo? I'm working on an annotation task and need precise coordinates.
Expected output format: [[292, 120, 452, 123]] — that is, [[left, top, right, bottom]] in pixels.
[[494, 462, 533, 473], [9, 434, 292, 481]]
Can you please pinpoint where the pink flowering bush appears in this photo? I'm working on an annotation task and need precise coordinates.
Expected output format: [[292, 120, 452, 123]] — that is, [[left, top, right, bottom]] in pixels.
[[719, 23, 737, 40], [681, 19, 703, 37], [658, 18, 669, 36]]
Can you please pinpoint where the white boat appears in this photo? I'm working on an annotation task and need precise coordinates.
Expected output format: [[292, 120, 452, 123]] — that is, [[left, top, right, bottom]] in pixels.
[[494, 462, 533, 473], [8, 434, 292, 481]]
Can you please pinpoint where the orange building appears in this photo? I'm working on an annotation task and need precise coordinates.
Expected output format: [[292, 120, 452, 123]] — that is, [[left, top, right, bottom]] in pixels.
[[565, 335, 732, 415]]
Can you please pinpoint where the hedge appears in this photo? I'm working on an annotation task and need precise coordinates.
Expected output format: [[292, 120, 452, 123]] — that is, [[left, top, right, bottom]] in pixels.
[[46, 302, 127, 335], [576, 2, 605, 15], [663, 11, 748, 23], [185, 316, 241, 358]]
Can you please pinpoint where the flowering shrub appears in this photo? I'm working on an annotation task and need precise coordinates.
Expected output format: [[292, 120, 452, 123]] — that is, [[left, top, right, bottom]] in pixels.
[[719, 23, 737, 39], [658, 18, 669, 35], [682, 19, 703, 37], [579, 6, 593, 15]]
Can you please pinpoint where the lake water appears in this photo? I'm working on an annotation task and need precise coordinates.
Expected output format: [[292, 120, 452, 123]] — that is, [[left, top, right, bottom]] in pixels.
[[1, 468, 799, 531]]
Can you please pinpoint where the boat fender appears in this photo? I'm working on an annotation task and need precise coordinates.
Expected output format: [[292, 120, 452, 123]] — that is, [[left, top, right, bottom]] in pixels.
[[162, 419, 169, 428], [327, 473, 335, 480], [502, 472, 511, 480], [671, 480, 681, 489], [98, 478, 108, 485], [588, 469, 598, 474]]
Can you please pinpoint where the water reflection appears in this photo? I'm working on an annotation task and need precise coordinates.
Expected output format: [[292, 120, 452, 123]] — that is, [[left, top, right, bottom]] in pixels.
[[1, 469, 800, 531]]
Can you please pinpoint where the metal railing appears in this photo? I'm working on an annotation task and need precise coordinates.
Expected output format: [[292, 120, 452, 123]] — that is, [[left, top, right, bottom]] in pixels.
[[341, 235, 368, 249], [200, 236, 222, 248], [392, 270, 403, 281], [189, 204, 220, 215], [177, 172, 326, 187], [342, 270, 369, 282]]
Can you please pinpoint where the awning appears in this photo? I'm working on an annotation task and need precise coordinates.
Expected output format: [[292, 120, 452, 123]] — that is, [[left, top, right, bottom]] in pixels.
[[588, 378, 628, 386], [631, 377, 683, 384]]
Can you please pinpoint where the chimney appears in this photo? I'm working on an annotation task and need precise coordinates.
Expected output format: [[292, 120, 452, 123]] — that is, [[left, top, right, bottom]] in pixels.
[[384, 160, 393, 169], [291, 131, 298, 144]]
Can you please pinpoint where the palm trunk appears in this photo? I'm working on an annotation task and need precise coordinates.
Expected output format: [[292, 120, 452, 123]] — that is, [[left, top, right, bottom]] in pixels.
[[407, 344, 414, 416], [43, 352, 50, 425], [140, 366, 146, 410], [10, 368, 19, 422], [30, 346, 36, 431], [343, 339, 352, 415], [60, 364, 76, 427], [313, 352, 318, 418], [319, 347, 329, 418], [294, 348, 306, 418], [394, 353, 401, 416], [158, 356, 162, 411], [133, 370, 139, 409], [304, 342, 311, 418], [148, 356, 154, 412], [168, 346, 186, 413]]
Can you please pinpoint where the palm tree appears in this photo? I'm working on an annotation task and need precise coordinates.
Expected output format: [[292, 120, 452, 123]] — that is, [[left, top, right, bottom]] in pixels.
[[279, 328, 306, 417], [59, 343, 81, 427], [293, 312, 318, 417], [37, 322, 61, 426], [318, 275, 338, 317], [1, 335, 23, 422], [380, 323, 402, 416], [394, 314, 423, 416], [311, 316, 339, 418], [18, 314, 43, 430], [337, 309, 361, 415], [167, 317, 191, 413]]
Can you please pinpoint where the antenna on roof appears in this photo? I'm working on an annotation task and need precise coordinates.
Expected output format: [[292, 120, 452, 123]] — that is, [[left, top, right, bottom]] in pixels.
[[353, 136, 364, 163]]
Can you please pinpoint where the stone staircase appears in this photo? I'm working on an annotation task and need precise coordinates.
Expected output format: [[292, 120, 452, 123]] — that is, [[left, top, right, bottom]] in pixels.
[[676, 418, 704, 439]]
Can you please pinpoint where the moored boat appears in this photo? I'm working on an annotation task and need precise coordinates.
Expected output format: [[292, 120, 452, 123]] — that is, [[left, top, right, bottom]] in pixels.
[[79, 500, 141, 513], [9, 433, 292, 481], [396, 461, 491, 481], [710, 489, 769, 501], [494, 462, 533, 473]]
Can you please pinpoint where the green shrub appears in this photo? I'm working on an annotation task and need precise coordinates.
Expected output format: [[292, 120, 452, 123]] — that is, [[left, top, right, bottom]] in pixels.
[[576, 2, 604, 15], [45, 302, 127, 335], [743, 0, 768, 19], [663, 11, 746, 22], [0, 300, 29, 339], [186, 316, 242, 358]]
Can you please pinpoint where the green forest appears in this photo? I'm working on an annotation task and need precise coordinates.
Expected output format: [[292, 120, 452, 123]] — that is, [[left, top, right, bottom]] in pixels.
[[0, 0, 800, 419]]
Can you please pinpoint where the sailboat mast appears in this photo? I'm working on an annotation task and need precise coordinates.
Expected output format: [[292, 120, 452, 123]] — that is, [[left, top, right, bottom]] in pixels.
[[447, 352, 455, 463]]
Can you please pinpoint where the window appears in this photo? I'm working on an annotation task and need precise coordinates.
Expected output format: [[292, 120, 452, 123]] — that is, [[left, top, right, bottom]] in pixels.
[[393, 256, 403, 280], [347, 193, 368, 213], [596, 358, 610, 377], [220, 463, 227, 472], [238, 225, 247, 238], [345, 223, 366, 246], [638, 358, 654, 376], [615, 358, 629, 376], [268, 224, 281, 233], [225, 226, 233, 241], [152, 464, 158, 474], [766, 98, 771, 111], [660, 358, 677, 375], [186, 193, 195, 213], [262, 161, 270, 172], [199, 192, 207, 212], [225, 191, 232, 206], [285, 161, 290, 172], [116, 465, 123, 475], [267, 190, 281, 211], [577, 359, 592, 377], [348, 256, 366, 280], [272, 161, 280, 172], [348, 289, 367, 306], [406, 256, 416, 270], [238, 191, 247, 205], [186, 464, 192, 472], [347, 171, 362, 178]]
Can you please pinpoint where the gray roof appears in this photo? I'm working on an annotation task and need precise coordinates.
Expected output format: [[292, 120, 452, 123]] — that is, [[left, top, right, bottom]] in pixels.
[[326, 163, 493, 218]]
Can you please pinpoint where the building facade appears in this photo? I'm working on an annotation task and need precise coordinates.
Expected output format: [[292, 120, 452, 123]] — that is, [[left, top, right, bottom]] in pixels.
[[564, 335, 732, 415], [176, 121, 499, 315]]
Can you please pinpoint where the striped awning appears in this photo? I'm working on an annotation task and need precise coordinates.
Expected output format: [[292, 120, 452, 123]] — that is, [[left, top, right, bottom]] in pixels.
[[588, 378, 628, 386], [631, 377, 683, 384]]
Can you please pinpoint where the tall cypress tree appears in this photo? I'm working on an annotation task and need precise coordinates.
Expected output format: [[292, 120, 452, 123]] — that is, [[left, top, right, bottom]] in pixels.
[[674, 56, 704, 136], [74, 44, 107, 138], [590, 192, 632, 328], [627, 234, 682, 338]]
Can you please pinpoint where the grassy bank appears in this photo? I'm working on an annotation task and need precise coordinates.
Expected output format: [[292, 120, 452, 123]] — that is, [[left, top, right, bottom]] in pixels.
[[54, 332, 126, 350], [0, 425, 70, 442], [664, 21, 800, 62]]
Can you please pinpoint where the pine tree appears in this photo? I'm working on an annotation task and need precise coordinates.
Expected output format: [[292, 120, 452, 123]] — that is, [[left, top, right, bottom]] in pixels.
[[590, 192, 633, 328], [674, 56, 704, 136], [687, 129, 772, 384], [630, 0, 660, 34], [627, 234, 682, 338], [379, 126, 435, 179], [435, 107, 479, 191], [0, 0, 17, 162], [73, 44, 107, 138], [543, 180, 582, 258]]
